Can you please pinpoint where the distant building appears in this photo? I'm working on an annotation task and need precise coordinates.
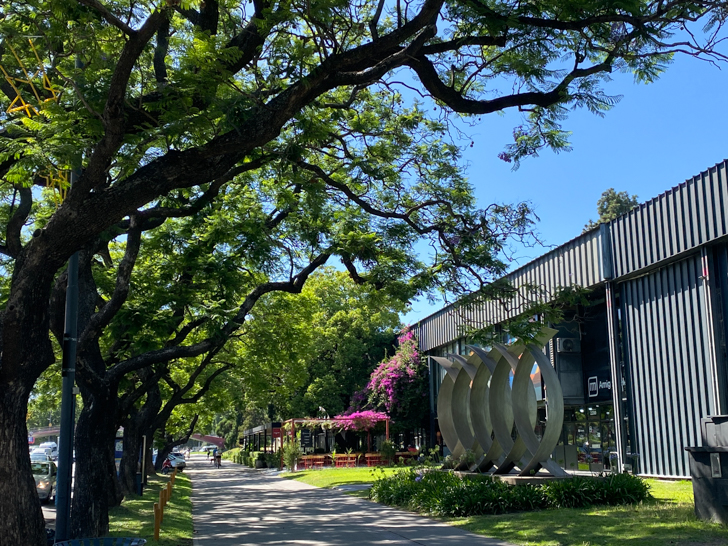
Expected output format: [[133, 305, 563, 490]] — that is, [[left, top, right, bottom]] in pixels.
[[415, 159, 728, 478]]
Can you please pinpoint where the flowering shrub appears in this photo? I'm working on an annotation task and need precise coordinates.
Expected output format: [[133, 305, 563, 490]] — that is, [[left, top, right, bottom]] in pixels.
[[365, 330, 421, 412], [330, 410, 389, 431], [349, 328, 429, 432]]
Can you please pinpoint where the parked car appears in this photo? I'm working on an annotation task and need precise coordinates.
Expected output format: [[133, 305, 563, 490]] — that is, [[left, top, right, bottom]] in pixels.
[[38, 441, 58, 460], [167, 453, 186, 471], [30, 447, 53, 462], [31, 461, 57, 503]]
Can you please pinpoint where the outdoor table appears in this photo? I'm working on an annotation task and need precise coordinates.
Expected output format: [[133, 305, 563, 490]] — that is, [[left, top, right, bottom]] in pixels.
[[334, 454, 359, 468], [365, 453, 384, 467]]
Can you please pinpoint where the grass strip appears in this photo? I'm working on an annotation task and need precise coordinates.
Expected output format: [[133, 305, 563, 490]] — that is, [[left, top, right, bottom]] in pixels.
[[444, 478, 728, 546], [281, 467, 400, 490], [109, 472, 193, 546]]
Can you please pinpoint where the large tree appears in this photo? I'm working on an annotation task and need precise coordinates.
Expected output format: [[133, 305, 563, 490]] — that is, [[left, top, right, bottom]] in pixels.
[[0, 0, 726, 543]]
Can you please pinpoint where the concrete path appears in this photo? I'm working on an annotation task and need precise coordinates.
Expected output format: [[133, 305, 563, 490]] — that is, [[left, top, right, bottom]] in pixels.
[[188, 454, 514, 546]]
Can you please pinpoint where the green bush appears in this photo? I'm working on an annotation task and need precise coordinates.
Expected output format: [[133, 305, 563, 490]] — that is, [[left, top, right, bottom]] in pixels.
[[369, 469, 651, 517], [264, 451, 282, 470], [221, 448, 242, 463], [379, 440, 397, 464], [282, 441, 302, 470]]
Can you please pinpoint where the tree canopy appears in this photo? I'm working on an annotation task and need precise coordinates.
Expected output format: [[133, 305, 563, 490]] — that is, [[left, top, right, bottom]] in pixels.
[[0, 0, 727, 543], [584, 188, 640, 231]]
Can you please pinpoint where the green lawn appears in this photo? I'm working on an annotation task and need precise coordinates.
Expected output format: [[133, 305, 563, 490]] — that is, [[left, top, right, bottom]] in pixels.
[[445, 478, 728, 546], [109, 472, 192, 546], [280, 466, 401, 490], [278, 466, 728, 544]]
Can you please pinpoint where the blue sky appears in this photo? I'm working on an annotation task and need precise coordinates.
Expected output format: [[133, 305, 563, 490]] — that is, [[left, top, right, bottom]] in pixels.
[[403, 53, 728, 325]]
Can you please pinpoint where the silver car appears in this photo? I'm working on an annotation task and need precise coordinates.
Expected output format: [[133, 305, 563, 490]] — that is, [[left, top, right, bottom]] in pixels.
[[167, 453, 186, 471], [31, 461, 57, 503]]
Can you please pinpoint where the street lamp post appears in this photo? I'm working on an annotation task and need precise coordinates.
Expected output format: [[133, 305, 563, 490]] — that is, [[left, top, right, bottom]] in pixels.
[[54, 55, 82, 542]]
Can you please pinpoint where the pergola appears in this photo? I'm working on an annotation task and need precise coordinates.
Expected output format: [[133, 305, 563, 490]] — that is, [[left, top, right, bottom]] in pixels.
[[283, 415, 390, 452]]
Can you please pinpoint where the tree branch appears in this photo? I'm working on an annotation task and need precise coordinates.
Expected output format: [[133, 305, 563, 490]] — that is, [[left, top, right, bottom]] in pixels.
[[75, 0, 137, 36], [78, 217, 142, 350], [108, 251, 331, 380], [2, 186, 32, 258]]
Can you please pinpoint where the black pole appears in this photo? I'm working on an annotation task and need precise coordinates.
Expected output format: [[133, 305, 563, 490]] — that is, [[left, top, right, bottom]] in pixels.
[[55, 248, 79, 541], [55, 56, 82, 542]]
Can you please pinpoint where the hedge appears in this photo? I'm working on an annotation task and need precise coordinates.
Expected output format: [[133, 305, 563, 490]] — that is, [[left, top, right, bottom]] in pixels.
[[221, 448, 281, 469], [369, 469, 651, 517]]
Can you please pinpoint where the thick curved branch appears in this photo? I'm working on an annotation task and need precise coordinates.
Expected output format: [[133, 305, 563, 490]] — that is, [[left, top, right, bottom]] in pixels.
[[71, 9, 169, 200], [79, 217, 142, 350], [165, 317, 210, 348], [136, 158, 269, 223], [118, 365, 168, 417], [341, 255, 385, 289], [75, 0, 137, 36], [108, 251, 331, 380], [406, 54, 613, 114], [369, 0, 387, 40], [2, 186, 32, 258], [420, 35, 507, 55]]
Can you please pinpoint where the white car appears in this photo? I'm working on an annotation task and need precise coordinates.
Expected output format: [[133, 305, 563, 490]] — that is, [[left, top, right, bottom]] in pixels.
[[167, 453, 186, 471], [30, 447, 53, 462], [31, 461, 57, 503]]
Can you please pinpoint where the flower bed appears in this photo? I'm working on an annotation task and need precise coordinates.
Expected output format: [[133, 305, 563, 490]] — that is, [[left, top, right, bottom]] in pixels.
[[369, 469, 651, 517]]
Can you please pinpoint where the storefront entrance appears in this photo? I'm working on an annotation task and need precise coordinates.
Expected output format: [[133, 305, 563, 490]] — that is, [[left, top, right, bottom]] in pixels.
[[555, 404, 616, 472]]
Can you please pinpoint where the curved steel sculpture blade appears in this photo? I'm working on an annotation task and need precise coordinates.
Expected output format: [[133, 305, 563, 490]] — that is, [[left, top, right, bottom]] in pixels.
[[490, 342, 534, 474], [467, 345, 504, 471], [447, 354, 483, 470], [432, 356, 465, 459], [514, 344, 567, 476]]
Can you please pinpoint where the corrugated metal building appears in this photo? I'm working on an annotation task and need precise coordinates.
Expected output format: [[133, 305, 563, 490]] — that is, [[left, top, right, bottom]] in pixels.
[[416, 159, 728, 479]]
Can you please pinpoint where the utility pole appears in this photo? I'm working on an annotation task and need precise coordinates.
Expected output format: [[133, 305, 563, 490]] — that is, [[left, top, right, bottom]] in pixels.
[[55, 55, 82, 542]]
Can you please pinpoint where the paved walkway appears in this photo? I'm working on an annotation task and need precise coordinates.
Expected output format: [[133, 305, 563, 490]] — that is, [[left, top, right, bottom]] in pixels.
[[188, 454, 514, 546]]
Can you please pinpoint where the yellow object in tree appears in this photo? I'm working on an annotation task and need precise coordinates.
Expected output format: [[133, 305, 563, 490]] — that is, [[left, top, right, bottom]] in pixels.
[[41, 169, 69, 206], [0, 39, 59, 117]]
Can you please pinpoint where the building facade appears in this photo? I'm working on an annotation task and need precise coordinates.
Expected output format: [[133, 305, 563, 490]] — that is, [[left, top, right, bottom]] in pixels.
[[415, 159, 728, 478]]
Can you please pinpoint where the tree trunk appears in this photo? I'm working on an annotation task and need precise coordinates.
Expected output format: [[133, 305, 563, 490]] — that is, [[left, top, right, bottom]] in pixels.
[[118, 423, 142, 497], [145, 445, 157, 478], [119, 379, 162, 497], [0, 380, 46, 546], [71, 394, 123, 538]]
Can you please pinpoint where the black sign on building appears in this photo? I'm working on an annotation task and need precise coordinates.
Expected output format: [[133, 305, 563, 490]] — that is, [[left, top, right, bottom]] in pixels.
[[300, 429, 313, 448]]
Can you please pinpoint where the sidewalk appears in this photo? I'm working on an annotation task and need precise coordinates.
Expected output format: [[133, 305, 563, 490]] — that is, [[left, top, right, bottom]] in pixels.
[[188, 454, 515, 545]]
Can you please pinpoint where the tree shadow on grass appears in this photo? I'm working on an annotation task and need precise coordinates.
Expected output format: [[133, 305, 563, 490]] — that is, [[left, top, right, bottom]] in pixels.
[[448, 502, 728, 546]]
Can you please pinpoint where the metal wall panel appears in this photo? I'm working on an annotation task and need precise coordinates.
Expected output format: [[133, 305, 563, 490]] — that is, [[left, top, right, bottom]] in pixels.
[[612, 160, 728, 278], [415, 228, 606, 351], [620, 253, 717, 477]]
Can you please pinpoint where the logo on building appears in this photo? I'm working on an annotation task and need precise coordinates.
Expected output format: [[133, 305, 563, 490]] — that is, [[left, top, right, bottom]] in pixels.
[[588, 376, 598, 397]]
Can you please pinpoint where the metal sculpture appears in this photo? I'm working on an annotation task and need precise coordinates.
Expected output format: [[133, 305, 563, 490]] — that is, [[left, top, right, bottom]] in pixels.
[[435, 328, 568, 476]]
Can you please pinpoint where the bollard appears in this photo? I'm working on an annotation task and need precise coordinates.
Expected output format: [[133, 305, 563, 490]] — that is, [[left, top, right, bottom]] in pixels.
[[153, 502, 160, 540], [159, 490, 165, 522]]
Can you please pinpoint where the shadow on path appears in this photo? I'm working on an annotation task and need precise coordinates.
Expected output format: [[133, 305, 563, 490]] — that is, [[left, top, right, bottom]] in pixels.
[[188, 454, 514, 545]]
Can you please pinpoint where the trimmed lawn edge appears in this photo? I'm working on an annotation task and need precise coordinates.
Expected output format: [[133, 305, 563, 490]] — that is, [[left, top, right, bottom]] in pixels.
[[109, 471, 193, 546]]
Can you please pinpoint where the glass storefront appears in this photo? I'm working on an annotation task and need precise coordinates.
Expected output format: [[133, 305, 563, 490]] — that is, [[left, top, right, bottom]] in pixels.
[[557, 404, 616, 471]]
